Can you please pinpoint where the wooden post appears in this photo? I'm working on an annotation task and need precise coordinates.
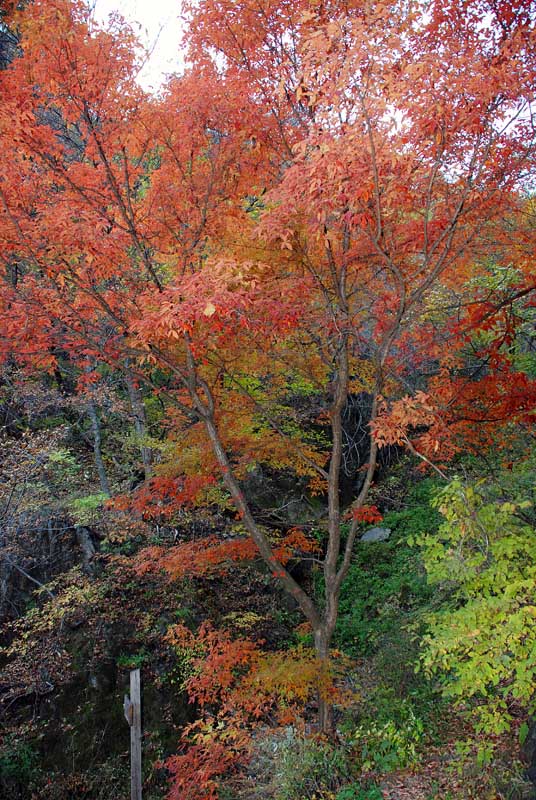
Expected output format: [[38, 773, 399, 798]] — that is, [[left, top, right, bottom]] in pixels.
[[123, 668, 142, 800]]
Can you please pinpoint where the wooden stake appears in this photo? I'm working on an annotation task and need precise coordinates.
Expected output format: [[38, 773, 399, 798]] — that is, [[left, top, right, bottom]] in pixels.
[[124, 668, 142, 800]]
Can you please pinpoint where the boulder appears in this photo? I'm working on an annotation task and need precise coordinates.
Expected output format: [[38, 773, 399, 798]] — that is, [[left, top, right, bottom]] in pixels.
[[360, 526, 391, 543]]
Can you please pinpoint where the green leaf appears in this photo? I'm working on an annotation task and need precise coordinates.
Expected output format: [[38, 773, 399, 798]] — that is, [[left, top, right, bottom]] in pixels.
[[519, 722, 530, 745]]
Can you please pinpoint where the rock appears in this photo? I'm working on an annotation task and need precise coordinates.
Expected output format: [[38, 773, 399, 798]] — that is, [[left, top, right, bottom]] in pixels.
[[360, 526, 391, 543]]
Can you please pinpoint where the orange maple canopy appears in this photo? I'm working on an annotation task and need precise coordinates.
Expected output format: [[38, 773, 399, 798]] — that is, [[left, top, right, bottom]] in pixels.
[[1, 2, 536, 695]]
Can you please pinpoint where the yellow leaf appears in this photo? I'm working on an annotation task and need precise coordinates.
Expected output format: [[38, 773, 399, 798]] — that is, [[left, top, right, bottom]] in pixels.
[[203, 302, 216, 317]]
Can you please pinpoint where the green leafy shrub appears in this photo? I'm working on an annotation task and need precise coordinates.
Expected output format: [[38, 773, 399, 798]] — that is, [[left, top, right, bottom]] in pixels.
[[336, 784, 383, 800], [0, 735, 39, 784], [418, 477, 536, 738], [116, 648, 149, 670], [351, 699, 425, 773], [271, 732, 353, 799], [47, 447, 80, 478], [333, 480, 440, 657], [69, 492, 108, 525]]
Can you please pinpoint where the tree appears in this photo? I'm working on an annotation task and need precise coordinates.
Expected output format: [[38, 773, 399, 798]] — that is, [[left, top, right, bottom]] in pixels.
[[0, 0, 535, 734], [419, 475, 536, 747]]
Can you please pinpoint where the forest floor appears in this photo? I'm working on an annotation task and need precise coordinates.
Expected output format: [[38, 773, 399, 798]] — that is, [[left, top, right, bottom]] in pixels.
[[378, 716, 532, 800]]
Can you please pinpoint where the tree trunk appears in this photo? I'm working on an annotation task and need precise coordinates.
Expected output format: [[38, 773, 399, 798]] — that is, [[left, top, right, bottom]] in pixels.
[[87, 399, 110, 495], [124, 362, 153, 479], [314, 623, 335, 735], [192, 360, 340, 735], [76, 526, 96, 573]]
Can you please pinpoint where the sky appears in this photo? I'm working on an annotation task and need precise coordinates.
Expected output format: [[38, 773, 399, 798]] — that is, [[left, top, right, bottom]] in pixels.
[[91, 0, 186, 91]]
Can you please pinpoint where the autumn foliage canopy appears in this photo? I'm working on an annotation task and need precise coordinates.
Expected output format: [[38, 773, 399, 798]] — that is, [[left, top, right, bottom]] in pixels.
[[1, 0, 535, 743]]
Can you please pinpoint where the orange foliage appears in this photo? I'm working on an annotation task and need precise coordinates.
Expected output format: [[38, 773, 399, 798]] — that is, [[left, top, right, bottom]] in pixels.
[[164, 622, 350, 799], [112, 476, 217, 520], [1, 0, 536, 778], [136, 527, 320, 580], [348, 505, 383, 525]]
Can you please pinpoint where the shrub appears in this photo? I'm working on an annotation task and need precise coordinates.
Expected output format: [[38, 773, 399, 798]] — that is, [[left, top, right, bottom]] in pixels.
[[336, 784, 383, 800], [0, 735, 39, 785], [333, 480, 440, 658], [418, 478, 536, 739], [350, 694, 426, 774], [271, 731, 353, 799]]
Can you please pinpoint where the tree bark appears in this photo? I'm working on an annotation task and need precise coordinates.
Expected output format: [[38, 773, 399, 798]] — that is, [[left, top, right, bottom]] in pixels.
[[75, 526, 96, 573], [189, 348, 347, 735], [314, 623, 335, 735], [124, 362, 153, 479], [87, 398, 110, 495]]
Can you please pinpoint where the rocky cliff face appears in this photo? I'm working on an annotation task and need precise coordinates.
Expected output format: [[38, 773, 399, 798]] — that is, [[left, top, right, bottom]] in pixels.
[[1, 515, 98, 622], [0, 12, 18, 71]]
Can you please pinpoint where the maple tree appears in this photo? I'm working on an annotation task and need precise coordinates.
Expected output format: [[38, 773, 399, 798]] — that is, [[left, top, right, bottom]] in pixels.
[[1, 0, 535, 741], [163, 622, 348, 800]]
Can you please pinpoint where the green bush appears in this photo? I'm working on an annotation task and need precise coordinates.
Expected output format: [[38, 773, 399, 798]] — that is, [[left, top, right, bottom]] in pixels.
[[419, 477, 536, 739], [116, 648, 149, 670], [351, 699, 425, 773], [0, 735, 39, 784], [272, 732, 353, 799], [336, 784, 383, 800], [69, 492, 108, 525], [333, 480, 440, 658]]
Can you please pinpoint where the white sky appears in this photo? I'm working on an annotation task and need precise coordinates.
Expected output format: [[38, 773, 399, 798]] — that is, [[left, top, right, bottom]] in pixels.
[[91, 0, 186, 91]]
